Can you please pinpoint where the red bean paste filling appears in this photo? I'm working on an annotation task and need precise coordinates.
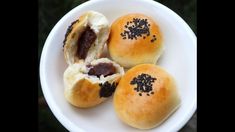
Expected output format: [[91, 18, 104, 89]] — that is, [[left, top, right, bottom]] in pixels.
[[120, 18, 157, 43], [130, 73, 156, 96], [88, 63, 116, 77], [77, 26, 97, 59], [99, 82, 117, 98]]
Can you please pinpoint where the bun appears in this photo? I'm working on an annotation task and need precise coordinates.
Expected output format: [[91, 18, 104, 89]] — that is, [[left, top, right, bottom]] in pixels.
[[63, 11, 110, 65], [113, 64, 180, 129], [64, 58, 124, 108], [108, 14, 163, 68]]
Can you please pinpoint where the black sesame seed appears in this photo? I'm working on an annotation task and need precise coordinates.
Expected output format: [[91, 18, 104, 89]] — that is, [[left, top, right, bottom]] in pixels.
[[151, 92, 154, 94], [130, 73, 156, 96], [139, 93, 142, 96], [151, 40, 154, 42], [153, 35, 156, 37], [120, 18, 151, 41]]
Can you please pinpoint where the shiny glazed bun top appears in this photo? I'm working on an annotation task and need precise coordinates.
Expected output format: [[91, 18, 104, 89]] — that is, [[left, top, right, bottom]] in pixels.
[[108, 13, 163, 68], [113, 64, 180, 129]]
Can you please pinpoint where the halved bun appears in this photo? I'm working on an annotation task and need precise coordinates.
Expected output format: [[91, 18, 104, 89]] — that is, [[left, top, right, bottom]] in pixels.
[[63, 11, 110, 65], [64, 58, 124, 108]]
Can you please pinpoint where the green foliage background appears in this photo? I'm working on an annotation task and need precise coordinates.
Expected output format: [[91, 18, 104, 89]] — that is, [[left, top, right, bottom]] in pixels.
[[38, 0, 196, 131]]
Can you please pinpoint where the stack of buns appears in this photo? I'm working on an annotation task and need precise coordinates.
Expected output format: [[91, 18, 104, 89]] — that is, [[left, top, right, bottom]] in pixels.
[[62, 11, 180, 129]]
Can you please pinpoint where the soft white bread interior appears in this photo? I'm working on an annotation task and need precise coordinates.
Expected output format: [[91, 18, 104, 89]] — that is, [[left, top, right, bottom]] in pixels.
[[63, 11, 110, 65]]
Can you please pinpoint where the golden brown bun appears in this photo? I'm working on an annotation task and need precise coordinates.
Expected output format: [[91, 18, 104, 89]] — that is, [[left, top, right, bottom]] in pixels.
[[113, 64, 180, 129], [64, 58, 124, 108], [63, 11, 110, 65], [108, 14, 163, 68]]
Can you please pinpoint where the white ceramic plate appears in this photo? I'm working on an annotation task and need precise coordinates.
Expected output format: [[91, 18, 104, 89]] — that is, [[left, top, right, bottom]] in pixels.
[[40, 0, 197, 131]]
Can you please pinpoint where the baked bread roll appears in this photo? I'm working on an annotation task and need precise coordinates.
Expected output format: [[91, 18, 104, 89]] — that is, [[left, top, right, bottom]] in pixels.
[[64, 58, 124, 108], [63, 11, 110, 65], [113, 64, 180, 129], [108, 14, 163, 68]]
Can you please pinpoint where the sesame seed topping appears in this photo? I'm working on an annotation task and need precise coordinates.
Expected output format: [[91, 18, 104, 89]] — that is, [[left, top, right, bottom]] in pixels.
[[120, 18, 151, 41], [130, 73, 156, 96], [149, 34, 157, 43]]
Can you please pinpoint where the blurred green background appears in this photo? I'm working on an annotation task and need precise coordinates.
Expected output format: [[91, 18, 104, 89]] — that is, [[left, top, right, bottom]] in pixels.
[[38, 0, 196, 131]]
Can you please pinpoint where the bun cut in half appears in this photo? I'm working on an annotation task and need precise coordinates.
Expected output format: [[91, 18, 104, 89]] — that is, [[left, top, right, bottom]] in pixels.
[[113, 64, 180, 129], [64, 58, 124, 108], [63, 11, 110, 65]]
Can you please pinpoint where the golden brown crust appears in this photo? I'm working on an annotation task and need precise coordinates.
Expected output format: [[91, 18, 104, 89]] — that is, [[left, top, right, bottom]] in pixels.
[[63, 19, 80, 48], [65, 77, 122, 108], [108, 14, 163, 68], [64, 78, 105, 108], [113, 64, 180, 129], [64, 58, 125, 108]]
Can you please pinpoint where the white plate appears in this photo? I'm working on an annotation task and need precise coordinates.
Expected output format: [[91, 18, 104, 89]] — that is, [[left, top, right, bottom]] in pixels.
[[40, 0, 197, 131]]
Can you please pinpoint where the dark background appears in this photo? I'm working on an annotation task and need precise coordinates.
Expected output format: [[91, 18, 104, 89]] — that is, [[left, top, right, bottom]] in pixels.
[[38, 0, 196, 131]]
